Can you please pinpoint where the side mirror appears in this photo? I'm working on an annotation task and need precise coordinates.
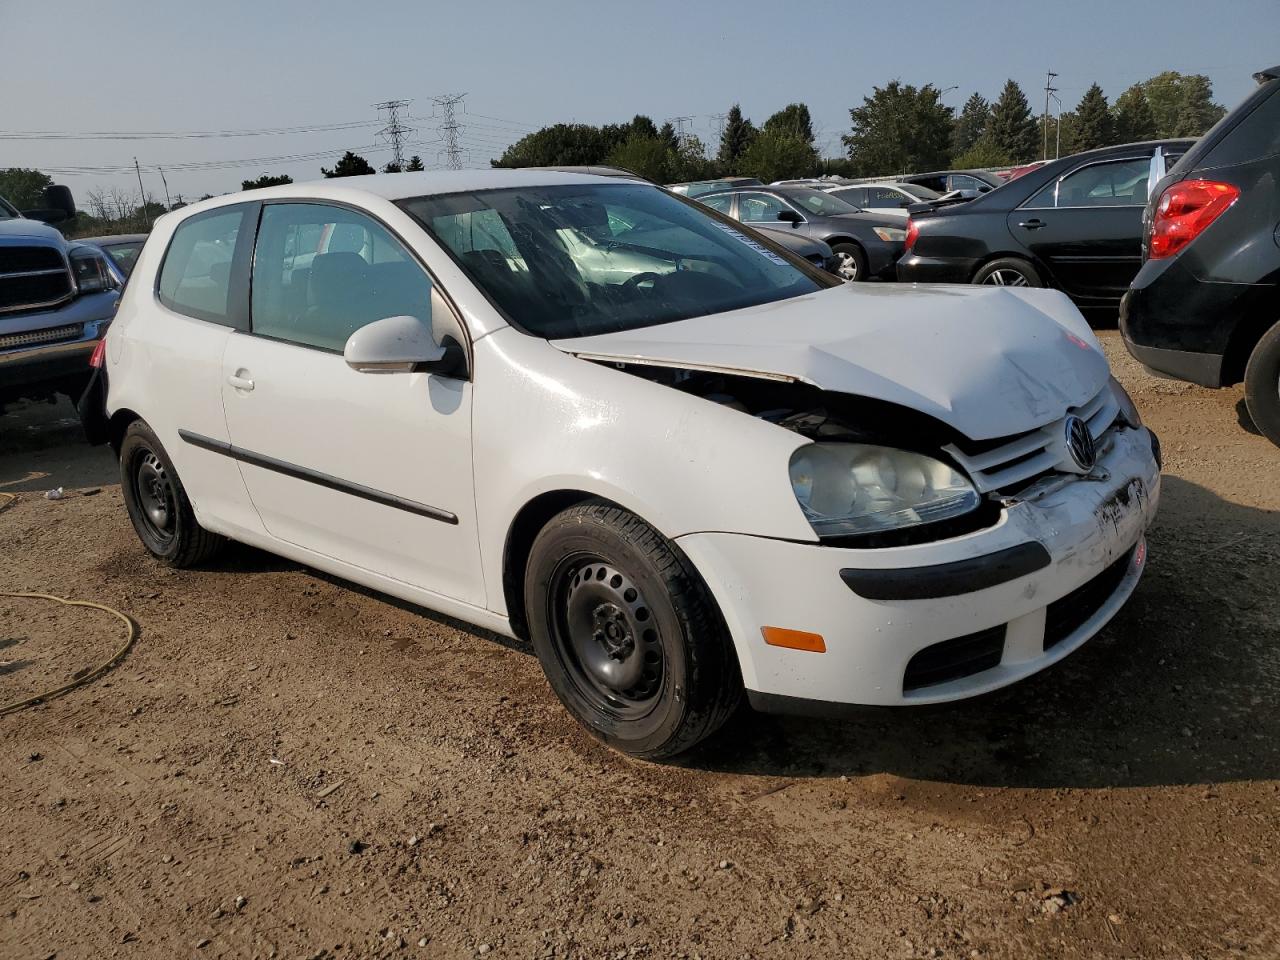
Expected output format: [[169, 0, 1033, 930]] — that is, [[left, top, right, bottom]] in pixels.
[[776, 209, 802, 226], [22, 185, 77, 225], [344, 314, 466, 378]]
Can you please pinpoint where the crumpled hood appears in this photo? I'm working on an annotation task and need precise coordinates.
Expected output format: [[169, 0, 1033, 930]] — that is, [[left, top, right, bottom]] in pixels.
[[552, 282, 1110, 441]]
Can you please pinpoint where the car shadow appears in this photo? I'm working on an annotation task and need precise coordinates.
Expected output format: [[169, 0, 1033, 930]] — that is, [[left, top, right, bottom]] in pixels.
[[0, 397, 118, 491], [1235, 398, 1263, 437], [678, 474, 1280, 789]]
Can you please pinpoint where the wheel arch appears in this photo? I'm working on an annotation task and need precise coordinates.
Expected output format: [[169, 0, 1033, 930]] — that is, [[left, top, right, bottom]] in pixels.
[[1221, 312, 1280, 386], [107, 407, 142, 455], [502, 489, 614, 641]]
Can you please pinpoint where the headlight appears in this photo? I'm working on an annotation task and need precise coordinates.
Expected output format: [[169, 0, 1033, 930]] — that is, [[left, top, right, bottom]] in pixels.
[[872, 225, 907, 242], [1109, 375, 1142, 427], [788, 442, 980, 538], [69, 248, 116, 293]]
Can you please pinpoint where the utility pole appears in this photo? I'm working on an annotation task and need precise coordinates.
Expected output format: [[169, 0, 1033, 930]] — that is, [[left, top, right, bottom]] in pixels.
[[431, 93, 467, 170], [1050, 92, 1063, 159], [1043, 71, 1058, 160], [157, 166, 171, 209], [374, 99, 414, 170], [133, 157, 151, 226]]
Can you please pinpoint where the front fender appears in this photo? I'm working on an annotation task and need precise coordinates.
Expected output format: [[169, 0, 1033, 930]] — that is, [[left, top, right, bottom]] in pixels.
[[472, 328, 818, 615]]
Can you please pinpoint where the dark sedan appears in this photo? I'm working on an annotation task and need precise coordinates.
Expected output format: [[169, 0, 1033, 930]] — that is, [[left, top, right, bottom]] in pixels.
[[898, 140, 1194, 309], [697, 186, 906, 281]]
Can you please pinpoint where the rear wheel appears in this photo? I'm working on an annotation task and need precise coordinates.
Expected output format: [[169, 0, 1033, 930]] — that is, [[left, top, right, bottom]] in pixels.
[[1243, 322, 1280, 447], [830, 242, 867, 282], [120, 421, 225, 567], [974, 257, 1042, 288], [524, 501, 741, 759]]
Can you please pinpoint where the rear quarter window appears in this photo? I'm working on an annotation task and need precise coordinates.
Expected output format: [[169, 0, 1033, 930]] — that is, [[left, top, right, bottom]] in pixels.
[[157, 206, 249, 325], [1200, 82, 1280, 168]]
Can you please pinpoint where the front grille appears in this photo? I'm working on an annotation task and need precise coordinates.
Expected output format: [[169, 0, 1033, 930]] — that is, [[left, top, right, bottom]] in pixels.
[[0, 244, 73, 313], [0, 323, 85, 351], [903, 624, 1006, 692], [1043, 547, 1135, 651], [0, 246, 63, 273], [944, 386, 1120, 495]]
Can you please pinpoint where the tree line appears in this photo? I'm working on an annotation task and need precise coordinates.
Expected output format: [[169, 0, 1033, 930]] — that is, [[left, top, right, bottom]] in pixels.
[[489, 70, 1225, 182]]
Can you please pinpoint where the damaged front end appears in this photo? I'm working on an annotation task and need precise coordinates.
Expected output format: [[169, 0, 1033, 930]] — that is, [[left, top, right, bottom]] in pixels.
[[586, 357, 1151, 550]]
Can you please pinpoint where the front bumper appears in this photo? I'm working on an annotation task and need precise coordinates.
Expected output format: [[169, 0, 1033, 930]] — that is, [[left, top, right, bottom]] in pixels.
[[0, 293, 116, 396], [677, 425, 1161, 709]]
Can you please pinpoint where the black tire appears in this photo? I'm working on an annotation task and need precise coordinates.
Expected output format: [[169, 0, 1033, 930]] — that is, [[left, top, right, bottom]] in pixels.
[[829, 242, 868, 282], [1243, 322, 1280, 447], [973, 257, 1043, 288], [119, 420, 225, 567], [524, 500, 741, 759]]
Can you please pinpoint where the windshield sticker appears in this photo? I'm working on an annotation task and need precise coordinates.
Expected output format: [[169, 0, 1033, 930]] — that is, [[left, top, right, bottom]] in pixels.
[[709, 222, 790, 266]]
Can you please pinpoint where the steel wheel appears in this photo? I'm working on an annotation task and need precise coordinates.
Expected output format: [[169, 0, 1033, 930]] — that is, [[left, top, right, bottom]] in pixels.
[[132, 450, 176, 543], [982, 268, 1030, 287], [550, 555, 665, 719]]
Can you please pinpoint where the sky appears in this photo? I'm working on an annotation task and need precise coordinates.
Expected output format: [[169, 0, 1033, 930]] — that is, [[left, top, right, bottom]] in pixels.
[[1, 0, 1276, 204]]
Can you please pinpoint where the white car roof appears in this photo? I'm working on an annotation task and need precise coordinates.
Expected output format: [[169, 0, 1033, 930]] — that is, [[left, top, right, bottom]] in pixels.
[[168, 169, 625, 218]]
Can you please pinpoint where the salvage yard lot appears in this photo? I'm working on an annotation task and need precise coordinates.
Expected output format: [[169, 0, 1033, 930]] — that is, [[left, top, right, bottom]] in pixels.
[[1, 333, 1277, 960]]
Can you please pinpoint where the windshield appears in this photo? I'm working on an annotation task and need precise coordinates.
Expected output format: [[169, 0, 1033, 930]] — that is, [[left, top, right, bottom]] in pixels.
[[102, 240, 144, 276], [400, 183, 833, 339], [897, 183, 942, 201], [776, 188, 860, 217], [0, 196, 18, 219]]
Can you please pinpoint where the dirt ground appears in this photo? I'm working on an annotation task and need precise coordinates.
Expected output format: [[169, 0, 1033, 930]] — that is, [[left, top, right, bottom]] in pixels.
[[1, 331, 1277, 960]]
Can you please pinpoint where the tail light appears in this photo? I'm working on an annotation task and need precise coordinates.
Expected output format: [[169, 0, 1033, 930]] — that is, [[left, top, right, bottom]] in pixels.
[[1149, 179, 1239, 260], [89, 338, 106, 369], [904, 218, 919, 253]]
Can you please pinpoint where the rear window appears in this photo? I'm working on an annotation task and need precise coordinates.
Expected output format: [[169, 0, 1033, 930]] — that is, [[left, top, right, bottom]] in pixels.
[[1172, 79, 1280, 175], [157, 207, 247, 325]]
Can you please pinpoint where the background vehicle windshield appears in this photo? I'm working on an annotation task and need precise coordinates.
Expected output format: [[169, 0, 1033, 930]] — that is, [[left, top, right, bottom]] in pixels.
[[898, 183, 942, 200], [400, 183, 833, 339], [0, 196, 18, 219], [102, 240, 144, 275], [776, 188, 860, 217]]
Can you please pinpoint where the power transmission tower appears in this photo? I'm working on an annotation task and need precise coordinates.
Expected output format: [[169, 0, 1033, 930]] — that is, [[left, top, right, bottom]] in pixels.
[[1043, 71, 1058, 160], [666, 116, 694, 150], [374, 99, 415, 170], [431, 93, 467, 170], [709, 113, 727, 140]]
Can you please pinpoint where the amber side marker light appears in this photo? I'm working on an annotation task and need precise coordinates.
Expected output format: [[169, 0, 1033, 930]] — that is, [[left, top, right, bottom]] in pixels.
[[761, 626, 826, 653]]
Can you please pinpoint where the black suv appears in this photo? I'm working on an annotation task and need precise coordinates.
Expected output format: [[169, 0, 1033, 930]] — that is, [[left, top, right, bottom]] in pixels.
[[1121, 66, 1280, 446]]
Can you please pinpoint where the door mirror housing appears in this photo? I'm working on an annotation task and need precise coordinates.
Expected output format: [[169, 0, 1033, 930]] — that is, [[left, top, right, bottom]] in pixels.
[[776, 209, 802, 225], [344, 314, 466, 378], [21, 185, 77, 225]]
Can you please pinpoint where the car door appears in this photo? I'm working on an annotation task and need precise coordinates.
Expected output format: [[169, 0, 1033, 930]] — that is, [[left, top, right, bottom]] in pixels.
[[219, 200, 484, 605], [141, 201, 264, 534], [1009, 154, 1153, 304]]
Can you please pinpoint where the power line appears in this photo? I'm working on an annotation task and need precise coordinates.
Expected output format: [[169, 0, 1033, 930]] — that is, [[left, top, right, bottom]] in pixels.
[[374, 100, 414, 170], [431, 93, 467, 170], [0, 120, 380, 141]]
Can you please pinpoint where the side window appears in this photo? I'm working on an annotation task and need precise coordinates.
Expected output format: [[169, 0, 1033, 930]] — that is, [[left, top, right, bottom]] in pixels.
[[1051, 158, 1152, 208], [871, 187, 904, 206], [737, 192, 788, 223], [700, 194, 734, 214], [837, 188, 865, 206], [251, 203, 432, 352], [157, 207, 247, 324]]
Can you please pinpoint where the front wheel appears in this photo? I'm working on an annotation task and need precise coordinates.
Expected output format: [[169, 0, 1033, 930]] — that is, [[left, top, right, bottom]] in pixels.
[[1243, 322, 1280, 447], [974, 257, 1042, 288], [524, 501, 741, 759], [120, 421, 225, 567], [829, 242, 867, 282]]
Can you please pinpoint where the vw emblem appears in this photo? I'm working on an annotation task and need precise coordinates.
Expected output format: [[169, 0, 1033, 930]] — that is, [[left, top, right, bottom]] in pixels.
[[1063, 415, 1097, 472]]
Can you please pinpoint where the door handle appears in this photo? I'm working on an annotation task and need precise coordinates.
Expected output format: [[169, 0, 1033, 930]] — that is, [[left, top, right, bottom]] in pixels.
[[227, 374, 255, 391], [1018, 219, 1046, 230]]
